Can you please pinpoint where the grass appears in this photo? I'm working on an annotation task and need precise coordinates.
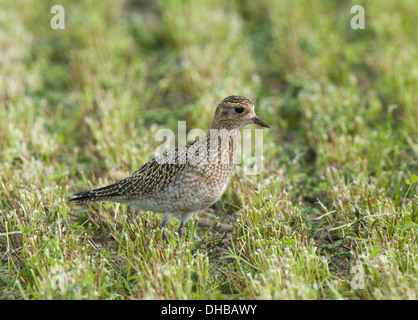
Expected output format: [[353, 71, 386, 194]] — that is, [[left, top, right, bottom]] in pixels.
[[0, 0, 417, 300]]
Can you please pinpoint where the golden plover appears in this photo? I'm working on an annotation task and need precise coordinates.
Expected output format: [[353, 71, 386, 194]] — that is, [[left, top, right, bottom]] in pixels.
[[70, 96, 270, 241]]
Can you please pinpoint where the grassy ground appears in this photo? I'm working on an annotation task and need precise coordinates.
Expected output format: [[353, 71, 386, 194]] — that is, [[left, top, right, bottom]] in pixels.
[[0, 0, 417, 300]]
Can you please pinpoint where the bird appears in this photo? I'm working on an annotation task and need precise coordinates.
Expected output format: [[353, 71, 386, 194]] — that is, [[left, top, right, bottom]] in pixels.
[[69, 95, 270, 242]]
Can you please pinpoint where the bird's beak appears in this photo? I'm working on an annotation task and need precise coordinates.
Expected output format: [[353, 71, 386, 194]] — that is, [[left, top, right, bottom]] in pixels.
[[252, 116, 271, 128]]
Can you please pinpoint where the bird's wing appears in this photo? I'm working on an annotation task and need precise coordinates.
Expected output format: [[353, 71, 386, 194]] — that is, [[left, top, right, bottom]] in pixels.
[[69, 147, 189, 203]]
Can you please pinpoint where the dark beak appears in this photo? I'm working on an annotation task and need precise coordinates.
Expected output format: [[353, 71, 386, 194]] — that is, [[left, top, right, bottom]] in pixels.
[[253, 116, 271, 128]]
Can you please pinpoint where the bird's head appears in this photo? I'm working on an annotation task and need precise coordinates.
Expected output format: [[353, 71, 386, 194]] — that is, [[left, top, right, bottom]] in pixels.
[[211, 96, 270, 130]]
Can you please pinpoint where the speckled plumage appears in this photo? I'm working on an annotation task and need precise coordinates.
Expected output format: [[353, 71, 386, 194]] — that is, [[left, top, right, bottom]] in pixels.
[[70, 95, 270, 241]]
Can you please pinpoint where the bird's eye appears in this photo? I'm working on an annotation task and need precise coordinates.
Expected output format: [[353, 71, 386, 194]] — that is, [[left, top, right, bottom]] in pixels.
[[234, 107, 244, 114]]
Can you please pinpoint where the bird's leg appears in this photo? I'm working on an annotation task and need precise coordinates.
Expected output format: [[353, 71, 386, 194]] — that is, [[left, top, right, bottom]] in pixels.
[[159, 213, 172, 243], [178, 212, 195, 241], [177, 225, 184, 240], [161, 231, 169, 244]]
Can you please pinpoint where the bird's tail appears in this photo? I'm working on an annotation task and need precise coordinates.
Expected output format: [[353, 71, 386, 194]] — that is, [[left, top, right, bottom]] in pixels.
[[69, 182, 121, 204]]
